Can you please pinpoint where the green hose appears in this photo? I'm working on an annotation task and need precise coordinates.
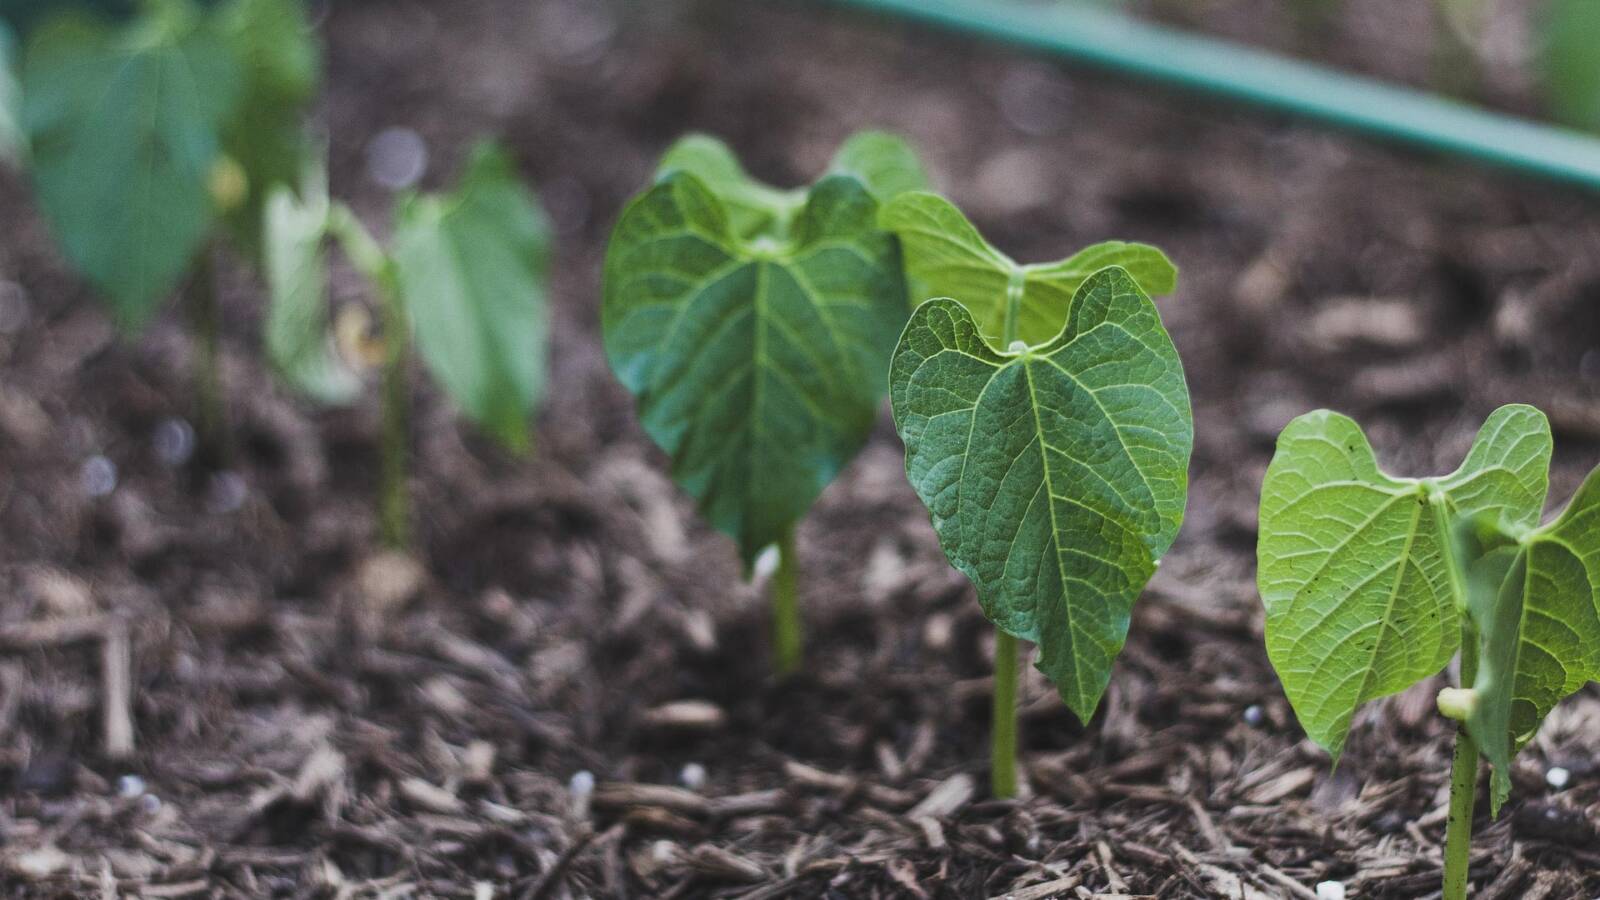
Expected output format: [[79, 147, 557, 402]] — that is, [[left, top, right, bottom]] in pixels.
[[824, 0, 1600, 192]]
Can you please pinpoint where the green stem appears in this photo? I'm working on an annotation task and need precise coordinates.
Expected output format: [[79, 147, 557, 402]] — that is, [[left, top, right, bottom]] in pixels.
[[772, 530, 802, 675], [187, 245, 228, 466], [327, 204, 412, 550], [1443, 629, 1480, 900], [378, 292, 410, 550], [992, 629, 1019, 798]]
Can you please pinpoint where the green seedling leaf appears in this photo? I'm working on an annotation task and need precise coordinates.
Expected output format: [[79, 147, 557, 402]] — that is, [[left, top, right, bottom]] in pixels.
[[214, 0, 319, 253], [1257, 404, 1551, 760], [658, 132, 926, 244], [603, 132, 926, 566], [392, 141, 551, 452], [263, 157, 360, 404], [1463, 466, 1600, 813], [889, 268, 1192, 720], [881, 191, 1175, 350], [1539, 0, 1600, 132], [20, 6, 241, 329]]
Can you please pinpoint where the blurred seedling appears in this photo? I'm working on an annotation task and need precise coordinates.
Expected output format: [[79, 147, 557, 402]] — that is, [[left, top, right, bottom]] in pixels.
[[9, 0, 319, 461], [264, 143, 551, 548], [602, 131, 927, 675]]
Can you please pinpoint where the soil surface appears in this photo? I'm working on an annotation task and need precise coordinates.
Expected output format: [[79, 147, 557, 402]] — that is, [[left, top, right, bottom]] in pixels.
[[2, 0, 1599, 897]]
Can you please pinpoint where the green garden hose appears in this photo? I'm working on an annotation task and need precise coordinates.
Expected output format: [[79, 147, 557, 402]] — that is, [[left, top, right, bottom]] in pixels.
[[826, 0, 1600, 193]]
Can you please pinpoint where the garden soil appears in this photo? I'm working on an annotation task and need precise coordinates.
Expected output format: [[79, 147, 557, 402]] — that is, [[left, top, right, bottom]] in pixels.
[[1, 0, 1597, 896]]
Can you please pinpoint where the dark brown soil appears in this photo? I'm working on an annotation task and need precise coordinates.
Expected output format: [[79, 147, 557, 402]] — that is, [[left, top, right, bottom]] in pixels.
[[2, 1, 1599, 897]]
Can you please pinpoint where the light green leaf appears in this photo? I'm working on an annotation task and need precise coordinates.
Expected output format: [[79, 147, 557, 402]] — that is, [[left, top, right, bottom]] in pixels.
[[889, 268, 1192, 720], [657, 132, 926, 244], [1257, 404, 1551, 760], [392, 141, 551, 452], [1539, 0, 1600, 132], [603, 132, 923, 566], [214, 0, 320, 254], [880, 191, 1176, 349], [0, 21, 20, 163], [826, 130, 929, 201], [263, 158, 359, 404], [20, 8, 241, 329], [1466, 466, 1600, 814]]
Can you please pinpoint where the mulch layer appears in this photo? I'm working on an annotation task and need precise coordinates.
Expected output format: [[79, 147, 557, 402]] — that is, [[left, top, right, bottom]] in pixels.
[[1, 0, 1598, 897]]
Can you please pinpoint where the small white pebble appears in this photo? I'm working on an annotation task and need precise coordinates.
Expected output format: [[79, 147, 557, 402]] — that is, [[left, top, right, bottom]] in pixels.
[[473, 881, 494, 900], [568, 770, 595, 798], [138, 793, 161, 814], [116, 774, 145, 798], [753, 545, 781, 581], [1546, 766, 1571, 790], [1243, 704, 1265, 727], [80, 455, 117, 497], [151, 418, 195, 467], [366, 127, 428, 191], [1315, 880, 1346, 900], [680, 762, 707, 791]]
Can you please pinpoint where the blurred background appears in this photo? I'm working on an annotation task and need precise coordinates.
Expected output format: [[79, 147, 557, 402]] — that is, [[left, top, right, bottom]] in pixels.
[[1, 0, 1598, 897]]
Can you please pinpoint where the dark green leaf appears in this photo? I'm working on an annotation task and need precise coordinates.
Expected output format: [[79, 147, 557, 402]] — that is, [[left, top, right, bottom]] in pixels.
[[20, 8, 241, 328], [889, 268, 1192, 720], [392, 142, 551, 452], [603, 132, 925, 566], [214, 0, 318, 253]]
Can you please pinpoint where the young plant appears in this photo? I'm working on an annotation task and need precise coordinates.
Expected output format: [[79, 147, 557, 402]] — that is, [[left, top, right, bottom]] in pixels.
[[265, 142, 551, 547], [1537, 0, 1600, 133], [602, 132, 927, 674], [1257, 404, 1600, 900], [15, 0, 319, 456], [883, 192, 1192, 797]]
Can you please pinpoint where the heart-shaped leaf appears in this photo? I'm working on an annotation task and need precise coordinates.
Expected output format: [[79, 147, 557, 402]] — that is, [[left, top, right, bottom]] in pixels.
[[889, 267, 1191, 720], [603, 132, 926, 566], [1257, 404, 1551, 760], [881, 191, 1175, 350], [391, 142, 552, 452], [20, 8, 241, 329], [1464, 465, 1600, 813]]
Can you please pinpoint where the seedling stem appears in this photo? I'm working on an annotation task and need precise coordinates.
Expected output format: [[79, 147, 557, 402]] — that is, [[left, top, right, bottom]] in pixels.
[[772, 529, 802, 675], [187, 244, 228, 466], [328, 204, 411, 549], [992, 629, 1019, 798], [1443, 629, 1480, 900]]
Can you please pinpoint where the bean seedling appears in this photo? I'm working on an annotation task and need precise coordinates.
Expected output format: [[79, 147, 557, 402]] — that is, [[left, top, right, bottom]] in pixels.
[[13, 0, 318, 456], [265, 142, 551, 547], [884, 191, 1192, 797], [1257, 404, 1600, 900], [602, 132, 927, 675]]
